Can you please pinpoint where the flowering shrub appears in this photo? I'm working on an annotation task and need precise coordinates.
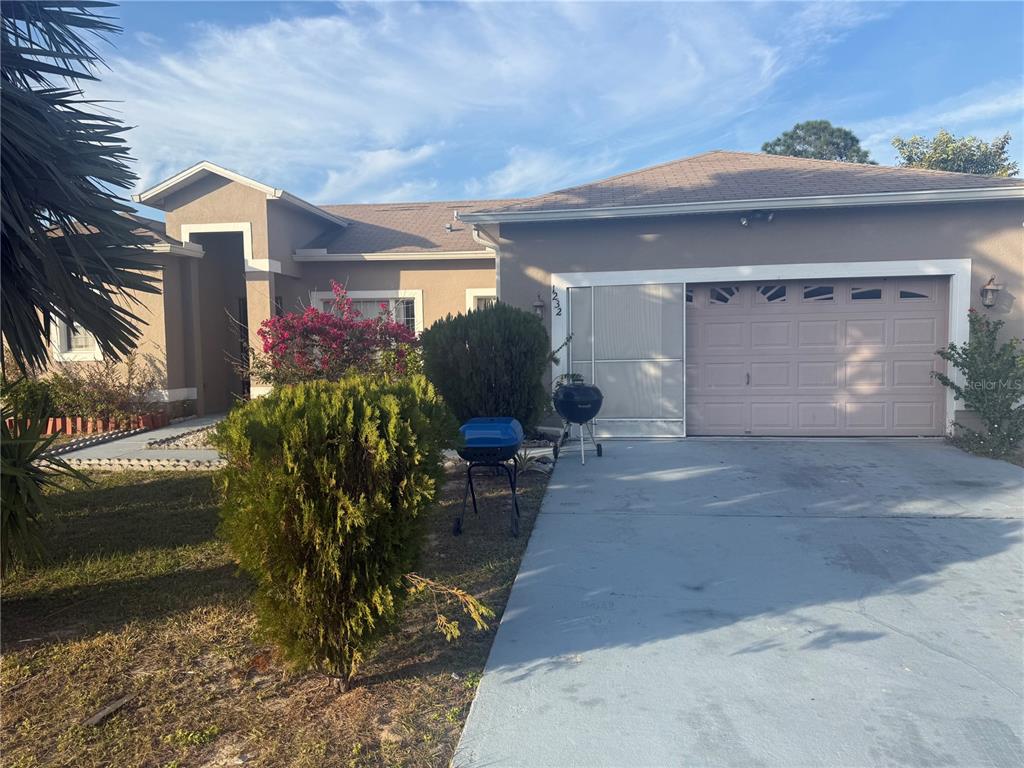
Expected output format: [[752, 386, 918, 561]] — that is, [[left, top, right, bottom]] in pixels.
[[248, 281, 419, 386]]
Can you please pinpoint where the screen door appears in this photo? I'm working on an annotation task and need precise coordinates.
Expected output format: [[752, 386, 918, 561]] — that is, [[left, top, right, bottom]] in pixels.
[[567, 283, 686, 438]]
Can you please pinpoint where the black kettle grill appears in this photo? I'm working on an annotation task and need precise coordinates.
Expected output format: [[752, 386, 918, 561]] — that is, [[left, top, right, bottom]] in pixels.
[[553, 379, 604, 464]]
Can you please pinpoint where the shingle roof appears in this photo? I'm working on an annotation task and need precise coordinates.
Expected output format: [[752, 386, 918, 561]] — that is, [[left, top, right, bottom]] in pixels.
[[476, 150, 1024, 215], [308, 199, 518, 254]]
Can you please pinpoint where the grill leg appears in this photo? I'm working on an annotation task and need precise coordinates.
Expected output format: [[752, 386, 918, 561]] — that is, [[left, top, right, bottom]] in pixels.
[[501, 459, 520, 537], [580, 425, 586, 465], [467, 464, 480, 515]]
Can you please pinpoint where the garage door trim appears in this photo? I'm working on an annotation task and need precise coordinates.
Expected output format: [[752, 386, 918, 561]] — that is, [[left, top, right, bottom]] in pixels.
[[550, 258, 971, 436]]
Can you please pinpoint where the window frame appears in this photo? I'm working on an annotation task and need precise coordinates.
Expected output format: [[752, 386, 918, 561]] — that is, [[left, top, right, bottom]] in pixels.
[[708, 285, 741, 305], [755, 284, 787, 304], [50, 320, 103, 362], [310, 289, 424, 334], [802, 284, 835, 302], [465, 287, 497, 313]]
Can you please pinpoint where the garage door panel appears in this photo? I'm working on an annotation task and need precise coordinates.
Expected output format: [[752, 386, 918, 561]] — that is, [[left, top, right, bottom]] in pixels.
[[894, 402, 936, 429], [704, 362, 747, 389], [845, 318, 886, 346], [798, 402, 841, 429], [751, 402, 792, 429], [845, 360, 886, 389], [703, 321, 746, 350], [797, 361, 839, 388], [798, 320, 839, 348], [751, 321, 791, 348], [846, 401, 888, 429], [893, 317, 939, 346], [750, 362, 790, 388], [688, 277, 947, 436], [893, 359, 938, 388]]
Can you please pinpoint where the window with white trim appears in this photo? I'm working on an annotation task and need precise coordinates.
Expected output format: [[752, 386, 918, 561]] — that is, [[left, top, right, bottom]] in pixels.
[[321, 295, 418, 333], [52, 320, 102, 361], [473, 296, 497, 311]]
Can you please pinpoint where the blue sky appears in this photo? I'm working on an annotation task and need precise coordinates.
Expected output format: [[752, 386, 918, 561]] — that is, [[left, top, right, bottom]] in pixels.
[[93, 1, 1023, 211]]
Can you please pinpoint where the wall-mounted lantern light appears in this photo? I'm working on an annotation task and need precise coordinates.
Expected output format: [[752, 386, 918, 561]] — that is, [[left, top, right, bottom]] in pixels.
[[980, 276, 1004, 308], [533, 294, 545, 318]]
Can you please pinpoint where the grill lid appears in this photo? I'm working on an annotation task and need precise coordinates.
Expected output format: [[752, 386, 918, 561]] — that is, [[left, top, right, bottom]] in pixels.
[[459, 417, 524, 449]]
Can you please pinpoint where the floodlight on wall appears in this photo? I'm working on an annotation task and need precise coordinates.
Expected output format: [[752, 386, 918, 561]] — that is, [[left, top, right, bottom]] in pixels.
[[980, 276, 1004, 308]]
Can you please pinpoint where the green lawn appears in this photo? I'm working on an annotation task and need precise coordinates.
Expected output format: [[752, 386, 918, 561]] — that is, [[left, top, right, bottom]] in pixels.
[[1, 467, 548, 767]]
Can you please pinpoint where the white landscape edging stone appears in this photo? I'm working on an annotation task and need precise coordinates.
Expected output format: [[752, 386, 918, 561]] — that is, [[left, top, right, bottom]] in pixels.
[[65, 456, 225, 472]]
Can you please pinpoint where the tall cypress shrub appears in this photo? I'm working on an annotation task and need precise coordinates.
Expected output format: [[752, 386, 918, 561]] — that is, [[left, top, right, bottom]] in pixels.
[[420, 303, 550, 431], [212, 375, 453, 687]]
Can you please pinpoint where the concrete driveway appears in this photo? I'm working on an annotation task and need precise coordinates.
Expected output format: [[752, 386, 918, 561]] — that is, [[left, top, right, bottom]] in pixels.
[[455, 440, 1023, 768]]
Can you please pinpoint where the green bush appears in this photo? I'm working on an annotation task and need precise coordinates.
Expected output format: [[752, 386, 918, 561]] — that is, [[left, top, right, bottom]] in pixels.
[[211, 375, 455, 687], [934, 310, 1024, 457], [1, 403, 85, 574], [0, 374, 54, 418], [420, 303, 550, 431]]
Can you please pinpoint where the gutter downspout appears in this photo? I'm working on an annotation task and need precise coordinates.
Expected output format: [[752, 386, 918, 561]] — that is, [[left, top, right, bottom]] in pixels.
[[470, 224, 502, 300]]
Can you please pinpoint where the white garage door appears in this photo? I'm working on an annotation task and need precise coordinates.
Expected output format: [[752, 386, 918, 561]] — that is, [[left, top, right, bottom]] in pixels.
[[567, 276, 949, 437], [687, 277, 948, 436]]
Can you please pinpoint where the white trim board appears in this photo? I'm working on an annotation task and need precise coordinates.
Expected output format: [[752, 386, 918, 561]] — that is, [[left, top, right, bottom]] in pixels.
[[309, 288, 425, 334], [465, 288, 497, 312], [294, 249, 493, 262], [460, 187, 1024, 224], [152, 387, 197, 402], [550, 258, 972, 437], [179, 222, 283, 274]]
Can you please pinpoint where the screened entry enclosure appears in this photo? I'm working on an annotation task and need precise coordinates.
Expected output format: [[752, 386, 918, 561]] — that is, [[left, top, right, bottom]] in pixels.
[[568, 284, 687, 438]]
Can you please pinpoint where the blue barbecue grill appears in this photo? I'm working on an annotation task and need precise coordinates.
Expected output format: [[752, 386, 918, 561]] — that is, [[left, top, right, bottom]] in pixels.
[[454, 417, 523, 537]]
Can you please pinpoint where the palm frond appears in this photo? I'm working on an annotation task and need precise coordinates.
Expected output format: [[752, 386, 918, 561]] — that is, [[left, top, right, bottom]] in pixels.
[[0, 1, 160, 374]]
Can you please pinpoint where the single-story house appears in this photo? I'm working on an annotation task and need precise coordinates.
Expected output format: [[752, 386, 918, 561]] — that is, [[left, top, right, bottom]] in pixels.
[[59, 150, 1023, 436]]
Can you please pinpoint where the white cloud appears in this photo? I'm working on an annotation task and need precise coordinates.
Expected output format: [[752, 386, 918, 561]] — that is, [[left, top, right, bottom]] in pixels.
[[854, 80, 1024, 164], [90, 2, 888, 204], [313, 144, 442, 202], [465, 147, 620, 199]]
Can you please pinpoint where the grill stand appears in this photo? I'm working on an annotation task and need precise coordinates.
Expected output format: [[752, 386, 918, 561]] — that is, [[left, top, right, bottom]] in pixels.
[[453, 457, 520, 537], [560, 421, 603, 465]]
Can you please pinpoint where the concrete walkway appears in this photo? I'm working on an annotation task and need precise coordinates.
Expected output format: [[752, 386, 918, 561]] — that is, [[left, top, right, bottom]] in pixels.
[[455, 439, 1024, 768], [60, 415, 223, 463]]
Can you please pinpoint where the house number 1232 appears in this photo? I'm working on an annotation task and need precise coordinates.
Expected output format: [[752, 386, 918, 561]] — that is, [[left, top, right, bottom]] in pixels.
[[551, 287, 562, 316]]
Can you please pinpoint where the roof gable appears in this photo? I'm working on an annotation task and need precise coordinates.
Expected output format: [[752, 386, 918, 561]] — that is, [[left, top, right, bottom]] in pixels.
[[134, 161, 350, 229]]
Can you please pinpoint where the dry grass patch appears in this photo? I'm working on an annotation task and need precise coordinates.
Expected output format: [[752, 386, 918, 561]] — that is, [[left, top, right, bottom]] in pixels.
[[1, 466, 548, 767]]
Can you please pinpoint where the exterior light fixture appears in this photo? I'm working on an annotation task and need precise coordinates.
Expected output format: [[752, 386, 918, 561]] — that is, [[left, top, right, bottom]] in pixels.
[[533, 294, 545, 317], [980, 276, 1004, 308], [739, 217, 749, 227]]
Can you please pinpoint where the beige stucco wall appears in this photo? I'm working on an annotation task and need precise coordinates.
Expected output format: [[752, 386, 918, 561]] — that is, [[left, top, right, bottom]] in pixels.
[[298, 259, 496, 327], [267, 201, 336, 276], [164, 176, 272, 261], [492, 200, 1024, 344]]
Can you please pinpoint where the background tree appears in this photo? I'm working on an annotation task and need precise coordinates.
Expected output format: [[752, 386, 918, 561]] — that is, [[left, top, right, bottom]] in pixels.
[[1, 1, 158, 374], [762, 120, 876, 164], [892, 129, 1018, 176]]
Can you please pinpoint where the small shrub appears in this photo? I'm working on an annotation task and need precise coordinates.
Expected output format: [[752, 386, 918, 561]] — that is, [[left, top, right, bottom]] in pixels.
[[44, 353, 164, 420], [420, 303, 549, 431], [1, 403, 85, 573], [0, 373, 54, 418], [934, 310, 1024, 457], [248, 281, 418, 386], [212, 375, 456, 687]]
